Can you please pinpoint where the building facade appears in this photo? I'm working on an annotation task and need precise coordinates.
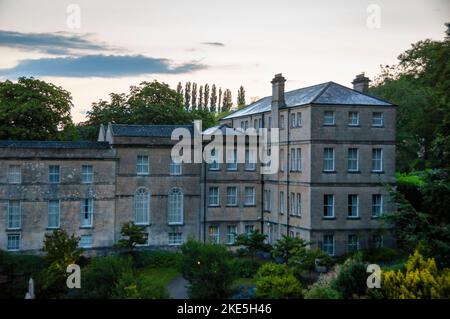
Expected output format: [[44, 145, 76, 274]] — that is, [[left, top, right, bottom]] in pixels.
[[0, 73, 396, 255]]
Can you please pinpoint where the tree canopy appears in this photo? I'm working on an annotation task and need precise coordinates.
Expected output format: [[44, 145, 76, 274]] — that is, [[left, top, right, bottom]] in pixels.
[[0, 77, 73, 140]]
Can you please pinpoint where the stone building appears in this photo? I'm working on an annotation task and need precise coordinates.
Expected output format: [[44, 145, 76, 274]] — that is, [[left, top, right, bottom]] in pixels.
[[0, 73, 396, 256]]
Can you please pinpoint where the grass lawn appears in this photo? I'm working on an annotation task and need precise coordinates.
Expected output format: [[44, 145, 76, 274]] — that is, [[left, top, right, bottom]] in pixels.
[[138, 267, 180, 287]]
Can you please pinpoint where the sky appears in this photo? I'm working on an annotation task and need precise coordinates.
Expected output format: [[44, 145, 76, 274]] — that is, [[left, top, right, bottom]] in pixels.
[[0, 0, 448, 123]]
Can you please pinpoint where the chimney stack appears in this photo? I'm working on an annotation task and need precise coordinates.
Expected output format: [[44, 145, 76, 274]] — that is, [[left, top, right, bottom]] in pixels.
[[271, 73, 286, 128], [352, 73, 371, 94]]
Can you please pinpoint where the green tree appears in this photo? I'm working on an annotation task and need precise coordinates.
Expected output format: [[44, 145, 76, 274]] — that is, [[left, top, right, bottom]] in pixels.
[[235, 230, 271, 260], [218, 87, 223, 113], [198, 85, 203, 109], [115, 221, 147, 249], [222, 89, 233, 112], [184, 82, 191, 110], [179, 240, 237, 298], [255, 263, 303, 299], [191, 82, 197, 110], [237, 85, 246, 108], [0, 77, 73, 140], [204, 84, 210, 110], [210, 84, 217, 113], [176, 81, 183, 96], [382, 250, 450, 299], [272, 235, 308, 264], [370, 33, 450, 172], [331, 253, 368, 299]]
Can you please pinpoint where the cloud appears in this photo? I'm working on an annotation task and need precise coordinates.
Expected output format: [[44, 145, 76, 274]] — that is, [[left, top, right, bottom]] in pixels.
[[0, 30, 110, 55], [201, 42, 225, 47], [0, 54, 207, 78]]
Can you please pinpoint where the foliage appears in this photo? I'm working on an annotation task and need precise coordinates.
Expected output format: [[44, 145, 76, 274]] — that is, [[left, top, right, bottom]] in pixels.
[[272, 235, 308, 264], [290, 247, 334, 274], [304, 285, 341, 299], [42, 230, 82, 269], [112, 271, 169, 299], [132, 250, 181, 269], [362, 247, 404, 265], [331, 253, 368, 299], [115, 221, 147, 249], [254, 263, 303, 299], [235, 230, 272, 260], [82, 80, 218, 140], [383, 169, 450, 267], [0, 77, 73, 140], [179, 240, 238, 298], [232, 258, 261, 278], [78, 255, 133, 299], [0, 250, 45, 298], [237, 85, 246, 108], [370, 36, 450, 172], [382, 250, 450, 299]]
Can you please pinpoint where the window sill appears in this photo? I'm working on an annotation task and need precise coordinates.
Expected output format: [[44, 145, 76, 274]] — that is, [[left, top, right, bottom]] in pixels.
[[137, 174, 150, 176], [134, 223, 150, 227], [371, 125, 384, 128], [323, 124, 336, 127], [347, 170, 361, 174], [208, 205, 220, 208], [348, 125, 360, 127], [46, 227, 60, 230], [371, 171, 385, 174], [80, 226, 94, 229], [322, 170, 336, 174], [347, 217, 361, 220], [226, 204, 238, 207], [290, 214, 302, 218], [6, 228, 21, 232], [226, 169, 238, 172], [244, 204, 256, 207], [322, 217, 336, 220], [208, 168, 220, 172], [244, 168, 256, 172], [168, 223, 184, 226]]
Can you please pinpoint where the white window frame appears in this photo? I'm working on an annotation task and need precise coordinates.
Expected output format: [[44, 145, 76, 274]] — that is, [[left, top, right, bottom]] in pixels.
[[348, 111, 359, 126], [323, 148, 335, 172], [226, 186, 238, 206], [296, 193, 302, 216], [296, 148, 302, 171], [136, 155, 149, 175], [7, 234, 20, 251], [79, 235, 93, 249], [323, 234, 335, 256], [245, 149, 256, 171], [169, 157, 182, 176], [372, 148, 383, 172], [81, 165, 94, 184], [347, 234, 360, 252], [208, 187, 220, 207], [264, 189, 271, 211], [279, 191, 285, 214], [7, 200, 21, 230], [372, 112, 384, 127], [49, 165, 60, 183], [168, 188, 183, 225], [209, 226, 220, 244], [48, 200, 60, 229], [323, 194, 335, 218], [348, 148, 359, 172], [208, 149, 220, 171], [134, 188, 150, 225], [244, 187, 255, 206], [80, 198, 94, 228], [168, 232, 183, 246], [348, 194, 359, 218], [296, 112, 302, 127], [8, 165, 21, 184], [226, 225, 237, 245], [324, 111, 335, 126], [372, 194, 383, 217], [226, 149, 237, 171]]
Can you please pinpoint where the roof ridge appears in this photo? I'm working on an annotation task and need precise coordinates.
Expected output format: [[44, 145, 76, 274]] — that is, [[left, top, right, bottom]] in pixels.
[[325, 82, 395, 106], [310, 81, 333, 104]]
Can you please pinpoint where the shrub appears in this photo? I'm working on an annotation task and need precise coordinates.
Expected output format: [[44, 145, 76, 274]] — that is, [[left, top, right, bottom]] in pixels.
[[233, 258, 260, 278], [234, 230, 272, 260], [363, 248, 404, 264], [272, 236, 308, 264], [78, 255, 133, 299], [331, 253, 368, 299], [255, 263, 303, 299], [113, 271, 169, 299], [42, 230, 82, 269], [115, 221, 147, 249], [132, 250, 180, 269], [382, 250, 450, 299], [180, 240, 238, 298], [304, 285, 341, 299]]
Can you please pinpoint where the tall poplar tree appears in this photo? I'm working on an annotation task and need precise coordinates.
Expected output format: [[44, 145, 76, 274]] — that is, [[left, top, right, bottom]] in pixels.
[[199, 85, 204, 109], [204, 84, 210, 110], [184, 82, 191, 110], [191, 82, 197, 110], [237, 85, 246, 108], [210, 84, 217, 113]]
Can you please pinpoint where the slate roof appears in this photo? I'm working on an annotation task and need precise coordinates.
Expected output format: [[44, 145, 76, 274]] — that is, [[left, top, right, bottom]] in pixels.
[[202, 124, 245, 136], [0, 141, 111, 149], [222, 81, 394, 120], [110, 124, 194, 137]]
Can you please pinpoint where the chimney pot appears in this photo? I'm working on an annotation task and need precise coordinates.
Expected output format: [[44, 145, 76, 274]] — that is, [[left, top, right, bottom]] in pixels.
[[271, 73, 286, 129]]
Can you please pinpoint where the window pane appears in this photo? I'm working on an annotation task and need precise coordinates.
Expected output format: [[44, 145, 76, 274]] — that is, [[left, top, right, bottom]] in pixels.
[[48, 200, 60, 228], [49, 165, 60, 183], [227, 187, 237, 206], [7, 234, 20, 251], [168, 189, 183, 224], [323, 235, 335, 255], [324, 111, 335, 125], [323, 148, 335, 171], [82, 165, 93, 183], [209, 187, 219, 206], [372, 149, 383, 171], [8, 165, 21, 184], [372, 112, 384, 126], [8, 200, 21, 229], [244, 187, 255, 205], [348, 195, 359, 217], [137, 155, 149, 174], [323, 195, 334, 217], [348, 148, 359, 171], [134, 189, 150, 224], [349, 112, 359, 126]]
